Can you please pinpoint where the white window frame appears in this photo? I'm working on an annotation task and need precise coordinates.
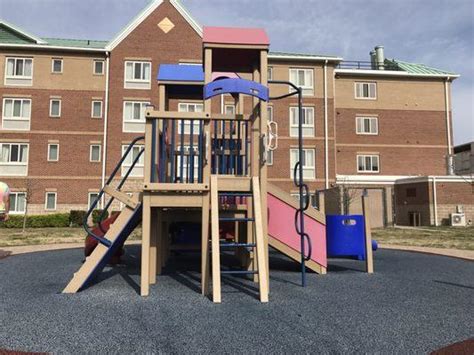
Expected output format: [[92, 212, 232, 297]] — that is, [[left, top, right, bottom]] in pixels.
[[90, 144, 101, 162], [121, 145, 145, 177], [9, 192, 26, 215], [49, 99, 61, 118], [124, 61, 151, 89], [176, 145, 200, 182], [0, 143, 29, 164], [91, 100, 103, 118], [268, 66, 273, 81], [47, 144, 59, 162], [51, 58, 63, 74], [290, 148, 315, 180], [356, 116, 378, 135], [123, 101, 150, 123], [290, 106, 315, 137], [224, 104, 235, 115], [5, 57, 33, 80], [178, 102, 204, 135], [289, 68, 314, 96], [2, 98, 31, 130], [88, 192, 100, 210], [355, 82, 377, 100], [45, 192, 57, 211], [267, 150, 273, 166], [93, 60, 105, 75], [357, 154, 380, 173]]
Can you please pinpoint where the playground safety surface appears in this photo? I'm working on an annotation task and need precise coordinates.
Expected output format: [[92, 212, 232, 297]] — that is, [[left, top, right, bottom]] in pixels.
[[1, 247, 472, 353]]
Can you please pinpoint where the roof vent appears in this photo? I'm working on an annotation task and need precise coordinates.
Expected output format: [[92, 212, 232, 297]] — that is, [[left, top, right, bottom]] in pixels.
[[375, 45, 385, 70], [370, 50, 376, 69]]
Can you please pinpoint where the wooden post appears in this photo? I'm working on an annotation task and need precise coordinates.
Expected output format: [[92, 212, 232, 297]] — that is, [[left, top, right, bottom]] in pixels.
[[362, 195, 374, 274], [210, 175, 221, 303], [318, 191, 325, 215], [141, 195, 151, 296]]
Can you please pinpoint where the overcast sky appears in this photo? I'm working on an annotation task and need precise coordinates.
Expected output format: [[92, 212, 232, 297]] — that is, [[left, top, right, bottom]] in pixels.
[[1, 0, 472, 144]]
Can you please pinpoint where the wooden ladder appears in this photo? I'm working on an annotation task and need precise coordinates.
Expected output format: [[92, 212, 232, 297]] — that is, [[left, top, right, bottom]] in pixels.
[[210, 175, 269, 303]]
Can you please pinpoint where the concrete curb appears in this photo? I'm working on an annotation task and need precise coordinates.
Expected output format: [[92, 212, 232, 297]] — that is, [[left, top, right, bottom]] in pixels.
[[380, 244, 474, 261]]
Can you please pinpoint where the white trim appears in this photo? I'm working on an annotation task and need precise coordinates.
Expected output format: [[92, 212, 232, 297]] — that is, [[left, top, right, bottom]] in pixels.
[[396, 175, 474, 184], [0, 20, 47, 44], [444, 80, 452, 159], [90, 144, 102, 162], [269, 53, 343, 62], [336, 174, 474, 185], [49, 99, 61, 117], [51, 58, 63, 74], [47, 143, 59, 162], [91, 100, 103, 118], [335, 68, 459, 79], [105, 0, 202, 51], [8, 191, 26, 215], [44, 191, 57, 211], [0, 43, 106, 52]]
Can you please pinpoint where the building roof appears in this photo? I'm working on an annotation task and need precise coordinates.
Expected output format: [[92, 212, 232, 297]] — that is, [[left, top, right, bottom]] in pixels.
[[386, 59, 457, 76], [203, 26, 269, 46], [42, 38, 108, 49]]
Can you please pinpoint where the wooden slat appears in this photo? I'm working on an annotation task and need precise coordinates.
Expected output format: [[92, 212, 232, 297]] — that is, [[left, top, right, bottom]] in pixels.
[[143, 183, 209, 192], [217, 176, 251, 192], [146, 110, 210, 120], [140, 195, 151, 296], [103, 185, 138, 209], [149, 195, 203, 208], [210, 175, 221, 303], [362, 195, 374, 274]]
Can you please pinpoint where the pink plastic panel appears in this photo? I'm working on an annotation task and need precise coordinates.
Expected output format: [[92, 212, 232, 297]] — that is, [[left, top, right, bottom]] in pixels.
[[267, 193, 327, 268], [203, 26, 270, 46]]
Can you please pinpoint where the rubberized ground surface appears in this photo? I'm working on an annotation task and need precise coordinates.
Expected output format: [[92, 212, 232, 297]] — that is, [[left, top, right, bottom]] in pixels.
[[1, 246, 473, 353]]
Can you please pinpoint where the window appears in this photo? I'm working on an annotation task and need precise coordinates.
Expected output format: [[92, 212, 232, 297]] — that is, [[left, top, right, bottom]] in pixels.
[[406, 188, 417, 198], [289, 68, 314, 96], [178, 102, 203, 134], [357, 155, 380, 173], [290, 107, 314, 137], [49, 99, 61, 117], [224, 104, 235, 115], [52, 59, 63, 73], [45, 192, 57, 211], [5, 57, 33, 78], [93, 60, 104, 75], [356, 116, 378, 135], [290, 149, 315, 179], [0, 143, 28, 176], [176, 146, 200, 182], [268, 67, 273, 80], [0, 143, 28, 163], [267, 106, 273, 122], [122, 145, 144, 177], [123, 101, 150, 132], [91, 101, 103, 118], [47, 144, 59, 162], [90, 144, 101, 162], [355, 82, 377, 99], [124, 61, 151, 89], [291, 192, 318, 209], [267, 150, 273, 166], [88, 192, 100, 209], [9, 192, 26, 214], [2, 98, 31, 130]]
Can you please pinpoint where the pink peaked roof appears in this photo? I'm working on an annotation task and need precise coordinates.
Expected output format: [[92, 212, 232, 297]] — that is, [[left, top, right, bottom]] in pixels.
[[203, 26, 270, 46]]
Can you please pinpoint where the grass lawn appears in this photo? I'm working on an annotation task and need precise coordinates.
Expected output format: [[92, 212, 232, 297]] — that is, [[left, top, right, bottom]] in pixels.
[[373, 226, 474, 250], [0, 227, 142, 247]]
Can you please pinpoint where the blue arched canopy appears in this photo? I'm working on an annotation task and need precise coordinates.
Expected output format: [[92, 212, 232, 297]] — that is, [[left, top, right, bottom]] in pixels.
[[204, 78, 269, 102]]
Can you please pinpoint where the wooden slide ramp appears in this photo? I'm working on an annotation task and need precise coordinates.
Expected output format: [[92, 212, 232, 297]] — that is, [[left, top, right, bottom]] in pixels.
[[267, 184, 327, 274], [63, 204, 142, 293]]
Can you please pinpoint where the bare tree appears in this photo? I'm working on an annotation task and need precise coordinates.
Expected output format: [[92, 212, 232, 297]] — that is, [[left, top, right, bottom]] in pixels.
[[338, 177, 362, 214]]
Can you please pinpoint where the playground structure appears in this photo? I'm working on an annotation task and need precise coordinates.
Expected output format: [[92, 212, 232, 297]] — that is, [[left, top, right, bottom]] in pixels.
[[63, 26, 376, 302]]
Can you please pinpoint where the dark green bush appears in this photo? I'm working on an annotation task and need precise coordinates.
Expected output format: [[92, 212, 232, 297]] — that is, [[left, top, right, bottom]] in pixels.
[[92, 209, 109, 224], [69, 210, 87, 227], [1, 213, 70, 228]]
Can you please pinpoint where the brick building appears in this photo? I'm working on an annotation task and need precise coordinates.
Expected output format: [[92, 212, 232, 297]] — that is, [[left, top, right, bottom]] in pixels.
[[1, 0, 469, 226]]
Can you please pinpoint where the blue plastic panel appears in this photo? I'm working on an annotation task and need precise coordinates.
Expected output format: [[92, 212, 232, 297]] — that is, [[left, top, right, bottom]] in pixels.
[[204, 78, 269, 101], [326, 215, 368, 259], [158, 64, 204, 82]]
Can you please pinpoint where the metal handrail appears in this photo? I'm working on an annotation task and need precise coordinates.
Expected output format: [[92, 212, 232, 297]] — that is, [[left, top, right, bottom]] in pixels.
[[269, 80, 312, 288], [84, 136, 145, 247]]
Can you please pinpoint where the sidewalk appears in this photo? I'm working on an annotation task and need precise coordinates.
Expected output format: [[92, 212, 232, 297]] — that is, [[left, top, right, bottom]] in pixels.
[[380, 244, 474, 261]]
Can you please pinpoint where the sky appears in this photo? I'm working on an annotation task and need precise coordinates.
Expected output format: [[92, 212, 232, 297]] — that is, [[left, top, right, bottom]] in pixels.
[[0, 0, 472, 145]]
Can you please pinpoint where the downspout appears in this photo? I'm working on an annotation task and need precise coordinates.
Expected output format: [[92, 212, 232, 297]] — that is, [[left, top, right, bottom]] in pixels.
[[444, 79, 452, 173], [324, 60, 329, 189], [101, 53, 110, 207], [432, 176, 438, 226]]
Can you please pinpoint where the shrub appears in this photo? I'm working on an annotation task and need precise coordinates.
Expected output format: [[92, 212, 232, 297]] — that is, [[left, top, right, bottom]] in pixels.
[[1, 213, 70, 228], [69, 210, 87, 227], [92, 209, 109, 224]]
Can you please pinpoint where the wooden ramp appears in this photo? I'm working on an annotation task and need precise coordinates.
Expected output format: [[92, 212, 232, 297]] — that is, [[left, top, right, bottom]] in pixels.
[[63, 204, 142, 293], [267, 184, 327, 275]]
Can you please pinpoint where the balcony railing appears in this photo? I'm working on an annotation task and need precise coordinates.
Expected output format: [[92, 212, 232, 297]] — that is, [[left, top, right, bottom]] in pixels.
[[336, 60, 402, 71]]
